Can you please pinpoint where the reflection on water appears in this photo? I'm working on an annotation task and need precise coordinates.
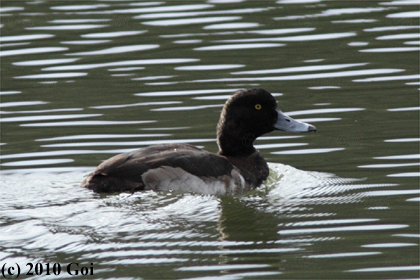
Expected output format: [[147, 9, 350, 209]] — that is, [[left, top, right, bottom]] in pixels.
[[1, 0, 419, 279], [0, 162, 415, 278], [0, 46, 68, 57], [40, 58, 199, 71], [232, 62, 368, 74]]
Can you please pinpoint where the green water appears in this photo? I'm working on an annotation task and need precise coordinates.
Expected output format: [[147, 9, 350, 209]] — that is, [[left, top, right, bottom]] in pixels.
[[0, 1, 419, 279]]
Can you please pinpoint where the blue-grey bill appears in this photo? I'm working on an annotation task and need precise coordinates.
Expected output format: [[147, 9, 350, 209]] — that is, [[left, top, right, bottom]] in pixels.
[[274, 109, 316, 133]]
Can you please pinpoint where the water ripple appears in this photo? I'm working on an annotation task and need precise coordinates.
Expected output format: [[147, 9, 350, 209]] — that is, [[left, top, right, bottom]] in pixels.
[[26, 24, 108, 30], [286, 107, 365, 116], [61, 40, 111, 45], [0, 7, 24, 12], [42, 58, 199, 71], [0, 47, 68, 57], [66, 44, 159, 56], [232, 63, 367, 75], [175, 64, 244, 71], [364, 189, 420, 196], [353, 74, 420, 82], [0, 91, 21, 95], [272, 148, 345, 155], [135, 88, 234, 97], [151, 104, 223, 111], [248, 28, 315, 35], [348, 265, 420, 273], [255, 143, 307, 149], [21, 120, 155, 127], [188, 69, 405, 83], [380, 0, 419, 6], [40, 138, 215, 148], [49, 19, 111, 24], [90, 101, 181, 109], [0, 113, 101, 122], [1, 159, 74, 167], [374, 154, 420, 160], [204, 22, 260, 29], [14, 72, 87, 79], [278, 224, 408, 235], [142, 16, 242, 26], [387, 172, 420, 177], [176, 264, 270, 271], [388, 106, 420, 111], [304, 252, 381, 258], [81, 30, 147, 38], [364, 25, 420, 32], [362, 242, 418, 248], [134, 7, 272, 19], [387, 11, 420, 18], [0, 34, 54, 42], [115, 4, 214, 15], [195, 43, 284, 51], [360, 47, 420, 52], [377, 33, 420, 40], [50, 4, 109, 10], [285, 218, 379, 227], [0, 150, 114, 160], [359, 162, 420, 168], [36, 133, 171, 142], [218, 32, 357, 42], [13, 58, 80, 66], [1, 1, 418, 278], [0, 101, 48, 108]]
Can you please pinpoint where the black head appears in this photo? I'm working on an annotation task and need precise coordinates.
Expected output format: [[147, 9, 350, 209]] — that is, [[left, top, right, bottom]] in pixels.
[[217, 88, 316, 156]]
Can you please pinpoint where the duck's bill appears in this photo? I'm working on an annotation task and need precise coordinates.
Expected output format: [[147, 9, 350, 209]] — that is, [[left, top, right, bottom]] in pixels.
[[274, 109, 316, 133]]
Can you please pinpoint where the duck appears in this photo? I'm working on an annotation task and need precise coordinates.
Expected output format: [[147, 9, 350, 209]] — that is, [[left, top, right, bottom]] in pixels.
[[80, 88, 316, 195]]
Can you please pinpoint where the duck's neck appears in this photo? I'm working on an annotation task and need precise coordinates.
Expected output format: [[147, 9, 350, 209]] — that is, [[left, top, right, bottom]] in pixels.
[[217, 126, 257, 157], [216, 116, 269, 186]]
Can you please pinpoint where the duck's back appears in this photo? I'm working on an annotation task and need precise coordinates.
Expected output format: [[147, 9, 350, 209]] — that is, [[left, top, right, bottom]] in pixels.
[[80, 143, 248, 194]]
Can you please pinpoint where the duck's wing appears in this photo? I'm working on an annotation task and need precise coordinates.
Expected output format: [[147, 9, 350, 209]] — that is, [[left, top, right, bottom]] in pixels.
[[80, 144, 237, 193]]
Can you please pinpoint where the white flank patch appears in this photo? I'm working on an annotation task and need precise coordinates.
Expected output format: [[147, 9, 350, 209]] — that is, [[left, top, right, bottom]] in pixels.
[[141, 166, 247, 195]]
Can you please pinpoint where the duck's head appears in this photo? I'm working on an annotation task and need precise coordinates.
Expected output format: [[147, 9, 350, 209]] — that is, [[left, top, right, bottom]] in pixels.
[[217, 88, 316, 156]]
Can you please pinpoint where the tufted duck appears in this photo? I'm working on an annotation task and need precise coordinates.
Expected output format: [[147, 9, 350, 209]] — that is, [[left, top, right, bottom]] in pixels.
[[80, 88, 316, 194]]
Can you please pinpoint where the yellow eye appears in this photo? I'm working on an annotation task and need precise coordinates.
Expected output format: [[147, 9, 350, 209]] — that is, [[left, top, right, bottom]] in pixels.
[[255, 104, 262, 110]]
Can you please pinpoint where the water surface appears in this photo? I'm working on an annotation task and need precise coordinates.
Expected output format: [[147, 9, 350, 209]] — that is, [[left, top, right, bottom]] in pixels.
[[1, 1, 419, 279]]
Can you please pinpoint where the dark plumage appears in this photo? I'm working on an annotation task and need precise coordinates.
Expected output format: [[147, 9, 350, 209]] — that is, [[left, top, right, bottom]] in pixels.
[[80, 88, 316, 194]]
